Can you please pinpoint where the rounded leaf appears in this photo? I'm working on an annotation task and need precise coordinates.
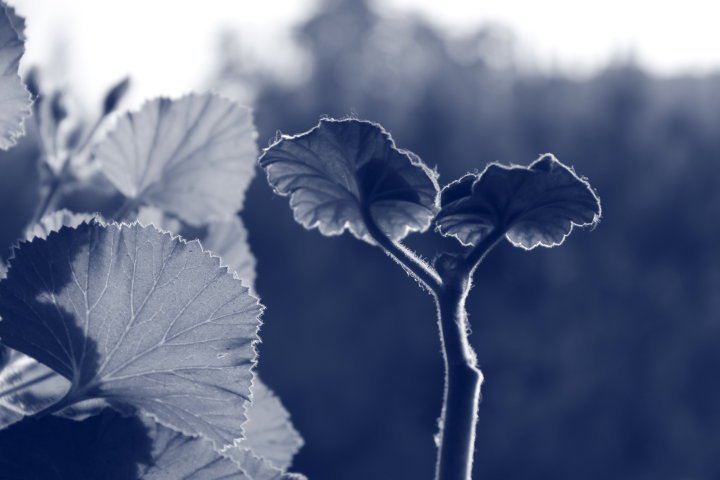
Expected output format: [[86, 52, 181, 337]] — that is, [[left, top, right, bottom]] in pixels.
[[259, 118, 439, 243], [0, 2, 31, 150], [0, 221, 262, 448], [94, 93, 257, 226], [436, 154, 601, 250]]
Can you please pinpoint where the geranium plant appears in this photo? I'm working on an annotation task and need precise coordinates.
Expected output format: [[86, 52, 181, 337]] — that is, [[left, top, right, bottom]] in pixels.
[[259, 118, 601, 480]]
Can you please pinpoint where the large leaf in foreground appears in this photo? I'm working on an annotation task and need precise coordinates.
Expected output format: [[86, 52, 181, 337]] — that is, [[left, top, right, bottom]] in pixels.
[[0, 221, 262, 448], [259, 118, 439, 244], [436, 154, 601, 250], [236, 379, 303, 470], [95, 93, 257, 226], [0, 2, 31, 150]]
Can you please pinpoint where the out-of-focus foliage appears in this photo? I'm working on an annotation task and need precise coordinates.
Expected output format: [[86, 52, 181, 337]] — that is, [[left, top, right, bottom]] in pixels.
[[210, 0, 720, 479], [0, 2, 31, 150], [94, 93, 257, 226]]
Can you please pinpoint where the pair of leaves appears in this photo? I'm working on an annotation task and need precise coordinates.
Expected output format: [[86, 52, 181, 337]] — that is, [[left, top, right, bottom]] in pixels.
[[260, 118, 601, 252], [94, 93, 258, 226], [0, 1, 31, 150]]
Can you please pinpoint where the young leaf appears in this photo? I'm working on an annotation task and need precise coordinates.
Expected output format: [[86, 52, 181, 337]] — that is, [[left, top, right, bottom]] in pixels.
[[0, 221, 262, 448], [0, 2, 31, 150], [436, 154, 601, 250], [94, 93, 257, 225], [235, 379, 303, 470], [259, 118, 439, 244]]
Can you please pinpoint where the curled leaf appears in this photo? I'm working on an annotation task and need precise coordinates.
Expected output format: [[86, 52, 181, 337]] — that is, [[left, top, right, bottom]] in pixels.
[[259, 118, 439, 244], [436, 154, 601, 250], [0, 2, 31, 150], [0, 221, 262, 448], [95, 93, 257, 226]]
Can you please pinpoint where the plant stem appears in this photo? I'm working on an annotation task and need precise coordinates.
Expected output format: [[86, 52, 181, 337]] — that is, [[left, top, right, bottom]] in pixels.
[[361, 207, 442, 293], [434, 277, 480, 480], [0, 371, 56, 400], [434, 230, 503, 480]]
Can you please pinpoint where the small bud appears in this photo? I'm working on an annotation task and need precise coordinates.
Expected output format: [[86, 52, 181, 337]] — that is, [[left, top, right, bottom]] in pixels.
[[50, 91, 68, 124], [102, 76, 130, 115], [65, 123, 84, 151]]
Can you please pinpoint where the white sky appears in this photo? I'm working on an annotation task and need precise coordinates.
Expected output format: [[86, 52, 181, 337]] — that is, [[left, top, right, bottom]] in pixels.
[[10, 0, 720, 109]]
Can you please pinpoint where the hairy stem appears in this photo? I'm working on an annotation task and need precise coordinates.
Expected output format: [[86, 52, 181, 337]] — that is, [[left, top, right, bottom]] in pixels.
[[434, 230, 502, 480], [361, 207, 442, 293], [0, 371, 56, 400], [434, 278, 480, 480]]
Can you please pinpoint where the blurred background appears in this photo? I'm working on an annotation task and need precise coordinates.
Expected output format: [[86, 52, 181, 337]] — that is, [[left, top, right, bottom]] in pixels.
[[2, 0, 719, 478]]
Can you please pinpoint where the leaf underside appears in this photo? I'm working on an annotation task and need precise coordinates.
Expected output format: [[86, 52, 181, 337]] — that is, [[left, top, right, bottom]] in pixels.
[[95, 93, 258, 226], [0, 221, 262, 448], [436, 154, 601, 250], [0, 2, 31, 150], [259, 118, 439, 244]]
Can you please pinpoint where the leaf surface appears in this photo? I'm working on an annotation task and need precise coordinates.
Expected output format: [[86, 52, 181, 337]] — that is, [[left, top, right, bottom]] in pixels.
[[0, 2, 31, 150], [95, 93, 257, 225], [259, 118, 439, 244], [0, 221, 262, 448], [236, 379, 303, 470], [436, 154, 601, 250], [204, 217, 256, 292]]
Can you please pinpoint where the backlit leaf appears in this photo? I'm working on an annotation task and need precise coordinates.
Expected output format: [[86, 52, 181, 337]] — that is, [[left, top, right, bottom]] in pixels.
[[259, 118, 439, 244], [0, 2, 31, 150], [0, 221, 262, 448], [436, 154, 601, 250], [236, 379, 303, 470], [95, 93, 257, 226], [204, 217, 256, 292]]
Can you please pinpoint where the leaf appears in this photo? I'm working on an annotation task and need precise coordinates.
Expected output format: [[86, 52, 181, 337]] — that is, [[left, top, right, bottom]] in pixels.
[[259, 118, 439, 244], [436, 154, 601, 250], [24, 209, 96, 241], [203, 217, 256, 293], [2, 3, 24, 41], [94, 93, 257, 226], [141, 417, 250, 480], [235, 379, 303, 470], [225, 447, 307, 480], [0, 221, 262, 448], [137, 206, 182, 234], [0, 2, 31, 150]]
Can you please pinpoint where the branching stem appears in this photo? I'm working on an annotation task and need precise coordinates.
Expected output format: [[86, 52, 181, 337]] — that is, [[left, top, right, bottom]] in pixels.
[[366, 209, 503, 480], [361, 207, 442, 294]]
